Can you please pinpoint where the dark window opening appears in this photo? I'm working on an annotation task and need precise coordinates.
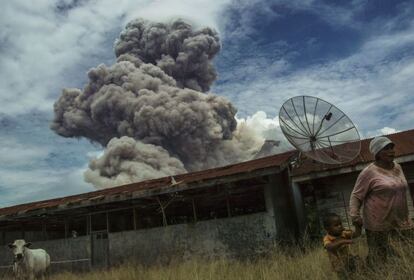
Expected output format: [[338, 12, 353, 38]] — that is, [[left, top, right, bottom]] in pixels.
[[46, 219, 66, 240], [68, 216, 87, 237], [164, 199, 195, 225], [195, 188, 229, 221], [109, 209, 134, 232], [1, 224, 24, 245], [134, 204, 163, 229], [19, 222, 43, 242], [91, 213, 107, 232], [228, 184, 266, 217]]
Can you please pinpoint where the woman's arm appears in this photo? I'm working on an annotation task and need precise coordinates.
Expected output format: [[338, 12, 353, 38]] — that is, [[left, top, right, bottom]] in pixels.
[[349, 195, 363, 226], [398, 163, 414, 206], [349, 168, 372, 225], [352, 224, 362, 238]]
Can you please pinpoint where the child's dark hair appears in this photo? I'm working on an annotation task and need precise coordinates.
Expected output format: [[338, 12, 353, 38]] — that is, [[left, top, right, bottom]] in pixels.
[[323, 212, 340, 229]]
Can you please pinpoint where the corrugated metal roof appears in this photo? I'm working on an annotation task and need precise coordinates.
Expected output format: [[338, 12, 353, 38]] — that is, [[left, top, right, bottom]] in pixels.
[[0, 150, 295, 217], [291, 129, 414, 177]]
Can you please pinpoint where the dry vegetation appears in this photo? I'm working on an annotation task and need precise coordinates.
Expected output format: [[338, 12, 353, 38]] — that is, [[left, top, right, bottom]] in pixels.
[[3, 237, 414, 280]]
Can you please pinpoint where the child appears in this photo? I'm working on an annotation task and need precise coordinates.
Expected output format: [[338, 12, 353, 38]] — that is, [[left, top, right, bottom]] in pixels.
[[323, 213, 362, 279]]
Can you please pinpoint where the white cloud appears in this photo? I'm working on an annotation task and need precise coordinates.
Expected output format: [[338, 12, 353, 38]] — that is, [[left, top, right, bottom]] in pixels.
[[237, 111, 279, 139], [86, 150, 104, 160], [379, 127, 399, 135], [365, 126, 399, 137], [236, 111, 293, 151], [219, 0, 278, 40], [122, 0, 232, 30], [216, 16, 414, 137], [0, 166, 94, 207], [0, 136, 49, 167], [0, 0, 231, 116]]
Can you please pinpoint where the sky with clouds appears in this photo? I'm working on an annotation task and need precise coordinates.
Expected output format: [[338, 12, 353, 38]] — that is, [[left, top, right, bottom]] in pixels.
[[1, 0, 414, 207]]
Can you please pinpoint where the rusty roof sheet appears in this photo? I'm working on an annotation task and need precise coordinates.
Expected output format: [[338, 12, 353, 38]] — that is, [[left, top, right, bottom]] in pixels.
[[0, 149, 295, 217], [291, 129, 414, 177]]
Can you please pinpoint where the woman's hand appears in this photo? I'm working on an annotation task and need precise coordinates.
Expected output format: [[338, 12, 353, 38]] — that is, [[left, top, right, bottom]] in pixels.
[[352, 216, 363, 227]]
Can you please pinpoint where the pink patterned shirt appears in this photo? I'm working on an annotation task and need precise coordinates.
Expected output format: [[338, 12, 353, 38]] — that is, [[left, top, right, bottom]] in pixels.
[[349, 162, 413, 231]]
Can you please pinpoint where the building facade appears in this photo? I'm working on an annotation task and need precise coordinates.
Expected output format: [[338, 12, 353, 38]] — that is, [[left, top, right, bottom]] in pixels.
[[0, 152, 298, 272]]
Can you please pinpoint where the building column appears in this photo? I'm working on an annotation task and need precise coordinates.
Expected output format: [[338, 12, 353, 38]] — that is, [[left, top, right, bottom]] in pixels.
[[291, 181, 307, 236], [265, 170, 299, 241]]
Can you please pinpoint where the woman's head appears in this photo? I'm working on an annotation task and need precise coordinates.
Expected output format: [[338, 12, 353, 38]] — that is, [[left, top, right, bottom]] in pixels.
[[369, 136, 395, 162]]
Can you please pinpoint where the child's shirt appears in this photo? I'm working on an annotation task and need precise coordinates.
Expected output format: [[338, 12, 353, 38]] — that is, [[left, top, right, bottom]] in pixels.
[[323, 229, 354, 272]]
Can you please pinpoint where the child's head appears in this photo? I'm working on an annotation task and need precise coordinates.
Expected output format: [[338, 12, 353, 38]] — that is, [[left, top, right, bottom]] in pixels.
[[323, 213, 344, 236]]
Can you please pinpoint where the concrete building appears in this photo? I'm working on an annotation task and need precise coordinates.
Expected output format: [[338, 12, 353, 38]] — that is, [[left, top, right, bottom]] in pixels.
[[0, 151, 297, 272]]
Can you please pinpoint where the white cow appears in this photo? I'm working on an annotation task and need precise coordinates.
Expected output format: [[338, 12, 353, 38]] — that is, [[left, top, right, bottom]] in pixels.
[[8, 239, 50, 280]]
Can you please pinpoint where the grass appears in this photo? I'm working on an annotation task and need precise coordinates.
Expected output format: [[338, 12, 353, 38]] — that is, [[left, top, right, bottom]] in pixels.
[[4, 237, 414, 280]]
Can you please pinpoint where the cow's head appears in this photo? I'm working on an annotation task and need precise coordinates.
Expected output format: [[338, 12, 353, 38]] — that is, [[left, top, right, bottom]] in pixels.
[[8, 240, 32, 261]]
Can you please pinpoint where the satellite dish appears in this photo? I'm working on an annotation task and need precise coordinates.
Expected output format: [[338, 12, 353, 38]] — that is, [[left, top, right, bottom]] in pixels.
[[279, 96, 361, 165]]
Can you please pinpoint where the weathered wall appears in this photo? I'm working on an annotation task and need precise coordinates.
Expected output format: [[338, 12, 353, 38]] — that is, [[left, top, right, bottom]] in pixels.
[[0, 236, 90, 273], [108, 212, 276, 265], [36, 236, 90, 272], [0, 244, 12, 266], [0, 212, 275, 270]]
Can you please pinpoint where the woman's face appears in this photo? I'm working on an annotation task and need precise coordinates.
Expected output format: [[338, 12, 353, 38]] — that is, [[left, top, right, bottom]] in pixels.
[[376, 143, 395, 162]]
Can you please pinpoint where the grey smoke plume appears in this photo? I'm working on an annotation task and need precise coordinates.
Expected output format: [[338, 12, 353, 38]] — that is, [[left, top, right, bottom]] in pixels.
[[51, 19, 262, 188], [84, 136, 187, 189], [114, 19, 220, 92]]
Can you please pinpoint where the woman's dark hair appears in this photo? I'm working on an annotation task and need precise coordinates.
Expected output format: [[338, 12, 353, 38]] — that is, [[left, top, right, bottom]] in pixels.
[[323, 212, 340, 229]]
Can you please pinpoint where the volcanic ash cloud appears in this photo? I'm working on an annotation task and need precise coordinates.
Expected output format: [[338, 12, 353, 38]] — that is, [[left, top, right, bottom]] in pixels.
[[51, 19, 263, 189], [114, 19, 220, 93], [84, 136, 187, 189]]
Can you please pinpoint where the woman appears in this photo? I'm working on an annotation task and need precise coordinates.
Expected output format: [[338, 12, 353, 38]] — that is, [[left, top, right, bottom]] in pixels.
[[349, 136, 413, 265]]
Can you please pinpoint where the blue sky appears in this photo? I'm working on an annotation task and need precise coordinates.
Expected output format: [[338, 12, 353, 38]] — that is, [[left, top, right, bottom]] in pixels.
[[1, 0, 414, 207]]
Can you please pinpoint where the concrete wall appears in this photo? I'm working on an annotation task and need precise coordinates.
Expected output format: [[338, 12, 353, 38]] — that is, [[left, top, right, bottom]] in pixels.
[[0, 236, 90, 273], [0, 212, 276, 271], [108, 212, 275, 265], [36, 236, 90, 272], [0, 243, 12, 266]]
